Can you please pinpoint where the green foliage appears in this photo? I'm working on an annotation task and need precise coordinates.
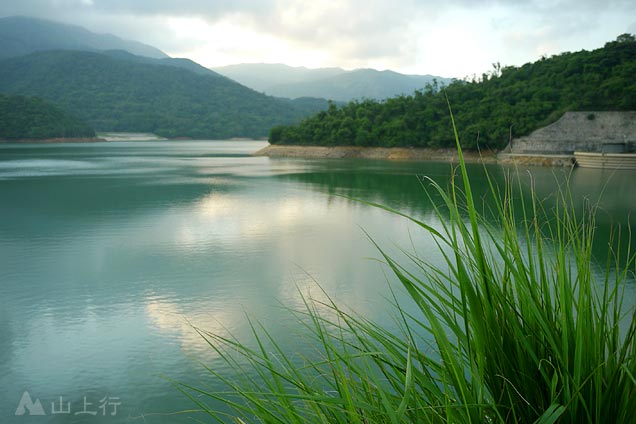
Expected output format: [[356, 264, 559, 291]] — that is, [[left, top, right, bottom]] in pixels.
[[0, 94, 95, 139], [0, 50, 328, 139], [270, 37, 636, 149], [179, 117, 636, 423]]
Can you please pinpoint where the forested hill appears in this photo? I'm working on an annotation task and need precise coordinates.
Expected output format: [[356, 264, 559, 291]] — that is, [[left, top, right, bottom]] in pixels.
[[0, 50, 329, 139], [0, 94, 95, 140], [269, 35, 636, 150]]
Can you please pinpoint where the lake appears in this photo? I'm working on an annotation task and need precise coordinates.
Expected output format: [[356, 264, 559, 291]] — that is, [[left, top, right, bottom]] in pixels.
[[1, 140, 635, 423]]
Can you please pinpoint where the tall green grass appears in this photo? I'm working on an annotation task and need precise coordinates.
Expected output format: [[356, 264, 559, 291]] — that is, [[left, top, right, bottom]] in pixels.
[[178, 115, 636, 423]]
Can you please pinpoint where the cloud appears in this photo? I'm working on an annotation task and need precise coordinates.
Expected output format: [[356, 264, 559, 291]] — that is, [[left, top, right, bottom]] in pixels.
[[1, 0, 635, 76], [252, 0, 423, 66]]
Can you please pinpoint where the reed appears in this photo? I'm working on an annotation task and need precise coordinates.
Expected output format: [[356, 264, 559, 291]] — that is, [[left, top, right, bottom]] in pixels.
[[178, 109, 636, 423]]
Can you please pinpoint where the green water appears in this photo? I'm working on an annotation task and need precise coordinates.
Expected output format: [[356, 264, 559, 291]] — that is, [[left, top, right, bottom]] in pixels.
[[1, 140, 634, 423]]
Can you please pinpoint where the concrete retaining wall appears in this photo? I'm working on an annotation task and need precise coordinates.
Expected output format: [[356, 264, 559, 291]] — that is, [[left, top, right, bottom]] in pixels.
[[511, 112, 636, 154]]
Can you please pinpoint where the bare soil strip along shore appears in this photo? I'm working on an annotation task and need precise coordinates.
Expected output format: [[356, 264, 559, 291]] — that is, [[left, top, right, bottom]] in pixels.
[[0, 137, 107, 143], [254, 144, 498, 163]]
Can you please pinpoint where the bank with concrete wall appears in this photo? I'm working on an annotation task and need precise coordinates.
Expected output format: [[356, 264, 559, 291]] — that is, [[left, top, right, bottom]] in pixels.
[[511, 111, 636, 154]]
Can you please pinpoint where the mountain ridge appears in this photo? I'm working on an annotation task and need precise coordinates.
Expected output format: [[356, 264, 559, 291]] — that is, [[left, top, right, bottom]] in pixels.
[[213, 63, 453, 101], [0, 16, 168, 60], [0, 49, 328, 139], [212, 63, 347, 92]]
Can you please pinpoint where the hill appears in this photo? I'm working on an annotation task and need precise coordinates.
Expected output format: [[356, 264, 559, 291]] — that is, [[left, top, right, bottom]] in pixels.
[[212, 63, 345, 92], [269, 35, 636, 150], [0, 50, 329, 139], [213, 63, 452, 101], [267, 69, 453, 102], [0, 16, 167, 60], [0, 16, 230, 78], [101, 49, 219, 77], [0, 94, 95, 140]]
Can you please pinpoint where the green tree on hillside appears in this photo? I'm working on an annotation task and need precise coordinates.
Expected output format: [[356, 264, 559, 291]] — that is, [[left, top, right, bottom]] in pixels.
[[270, 35, 636, 149], [0, 94, 95, 139], [0, 50, 328, 139]]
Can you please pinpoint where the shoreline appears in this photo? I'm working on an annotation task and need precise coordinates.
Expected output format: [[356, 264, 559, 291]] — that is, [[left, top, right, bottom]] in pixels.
[[0, 137, 107, 144], [254, 144, 498, 163], [254, 145, 577, 167]]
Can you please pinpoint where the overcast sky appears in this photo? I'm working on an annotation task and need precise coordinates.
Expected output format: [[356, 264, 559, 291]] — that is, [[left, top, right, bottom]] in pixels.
[[2, 0, 635, 78]]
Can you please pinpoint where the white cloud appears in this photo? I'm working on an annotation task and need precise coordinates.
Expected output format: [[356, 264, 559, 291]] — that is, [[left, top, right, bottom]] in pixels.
[[1, 0, 635, 77]]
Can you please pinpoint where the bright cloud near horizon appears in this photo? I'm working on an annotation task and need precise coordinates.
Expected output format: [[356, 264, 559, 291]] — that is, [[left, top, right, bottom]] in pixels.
[[1, 0, 635, 78]]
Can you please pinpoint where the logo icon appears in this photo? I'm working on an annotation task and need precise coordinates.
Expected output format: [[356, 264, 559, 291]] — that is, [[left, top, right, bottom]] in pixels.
[[15, 391, 46, 416]]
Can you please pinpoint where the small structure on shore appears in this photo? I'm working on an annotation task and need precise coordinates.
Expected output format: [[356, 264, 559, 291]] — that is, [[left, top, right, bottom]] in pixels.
[[573, 151, 636, 169]]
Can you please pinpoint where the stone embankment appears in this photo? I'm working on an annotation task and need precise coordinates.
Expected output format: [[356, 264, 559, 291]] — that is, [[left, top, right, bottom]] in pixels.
[[511, 111, 636, 154]]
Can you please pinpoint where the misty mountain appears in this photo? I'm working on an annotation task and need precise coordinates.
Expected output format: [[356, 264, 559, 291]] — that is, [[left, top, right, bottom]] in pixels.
[[101, 49, 219, 76], [0, 16, 168, 60], [0, 50, 328, 139], [268, 69, 453, 102], [213, 63, 453, 102], [213, 63, 347, 92]]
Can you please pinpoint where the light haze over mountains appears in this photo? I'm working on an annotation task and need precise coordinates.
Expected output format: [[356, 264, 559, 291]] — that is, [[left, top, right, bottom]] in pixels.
[[0, 16, 450, 103], [0, 16, 167, 60], [0, 16, 331, 139], [213, 64, 453, 102]]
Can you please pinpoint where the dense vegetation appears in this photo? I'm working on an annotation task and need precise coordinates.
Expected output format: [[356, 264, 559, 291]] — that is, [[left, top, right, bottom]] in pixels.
[[0, 94, 95, 139], [270, 35, 636, 149], [0, 50, 328, 139]]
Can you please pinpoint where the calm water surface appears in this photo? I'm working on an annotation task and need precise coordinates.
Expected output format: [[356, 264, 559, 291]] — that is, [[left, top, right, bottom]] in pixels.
[[1, 140, 634, 423]]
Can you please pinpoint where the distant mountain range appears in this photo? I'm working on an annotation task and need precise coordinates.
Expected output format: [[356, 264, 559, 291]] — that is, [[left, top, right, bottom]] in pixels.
[[0, 50, 329, 139], [213, 63, 453, 102], [0, 16, 218, 77], [0, 15, 450, 139], [0, 16, 331, 139], [0, 16, 167, 60]]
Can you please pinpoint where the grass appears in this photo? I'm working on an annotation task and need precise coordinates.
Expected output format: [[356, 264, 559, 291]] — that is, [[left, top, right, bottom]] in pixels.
[[177, 109, 636, 423]]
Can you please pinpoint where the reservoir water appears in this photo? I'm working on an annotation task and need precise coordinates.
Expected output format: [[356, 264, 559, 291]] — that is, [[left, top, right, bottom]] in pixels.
[[1, 140, 634, 423]]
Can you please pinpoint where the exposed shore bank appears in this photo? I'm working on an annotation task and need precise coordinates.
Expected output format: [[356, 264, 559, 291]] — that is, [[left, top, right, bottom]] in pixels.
[[255, 144, 581, 167], [497, 152, 575, 167], [0, 137, 106, 143], [254, 144, 498, 163]]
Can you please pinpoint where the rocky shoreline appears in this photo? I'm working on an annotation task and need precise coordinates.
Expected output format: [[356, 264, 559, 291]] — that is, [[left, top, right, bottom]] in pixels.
[[254, 144, 498, 163]]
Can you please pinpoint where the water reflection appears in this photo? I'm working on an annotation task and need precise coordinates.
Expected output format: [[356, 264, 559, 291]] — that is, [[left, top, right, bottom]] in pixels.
[[1, 141, 634, 423], [275, 160, 636, 263]]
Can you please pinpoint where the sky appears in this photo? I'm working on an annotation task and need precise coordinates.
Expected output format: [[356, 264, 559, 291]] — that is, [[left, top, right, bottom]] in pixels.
[[1, 0, 635, 78]]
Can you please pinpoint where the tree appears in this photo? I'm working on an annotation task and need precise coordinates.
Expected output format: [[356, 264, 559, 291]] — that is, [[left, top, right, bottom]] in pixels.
[[268, 38, 636, 150], [616, 33, 636, 43]]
